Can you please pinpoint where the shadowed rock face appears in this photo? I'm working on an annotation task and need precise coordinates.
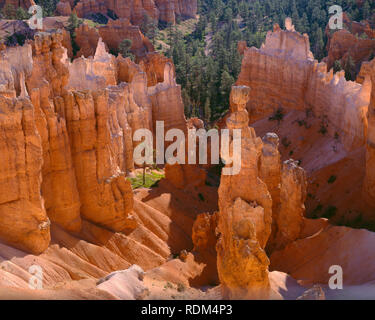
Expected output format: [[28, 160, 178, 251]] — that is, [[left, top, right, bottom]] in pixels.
[[56, 0, 197, 25], [324, 13, 375, 72], [0, 0, 35, 10]]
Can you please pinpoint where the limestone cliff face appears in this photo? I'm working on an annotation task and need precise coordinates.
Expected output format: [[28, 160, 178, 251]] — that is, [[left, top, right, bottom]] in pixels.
[[0, 30, 186, 253], [61, 0, 197, 25], [237, 19, 371, 151]]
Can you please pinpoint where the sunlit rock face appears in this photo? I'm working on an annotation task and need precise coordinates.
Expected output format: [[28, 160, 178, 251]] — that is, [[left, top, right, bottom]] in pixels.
[[237, 18, 371, 152], [0, 38, 50, 254], [216, 86, 272, 299], [215, 85, 314, 299], [0, 27, 188, 253]]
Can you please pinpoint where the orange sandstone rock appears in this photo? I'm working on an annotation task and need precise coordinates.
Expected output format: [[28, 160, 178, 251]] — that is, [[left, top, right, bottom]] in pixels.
[[362, 59, 375, 208], [216, 86, 272, 299], [236, 18, 370, 151]]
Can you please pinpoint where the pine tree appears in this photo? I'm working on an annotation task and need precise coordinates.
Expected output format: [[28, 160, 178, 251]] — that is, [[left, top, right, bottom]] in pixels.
[[344, 55, 356, 81], [1, 4, 16, 19], [141, 14, 158, 45], [15, 7, 29, 20], [67, 13, 80, 34], [204, 97, 211, 124], [362, 0, 371, 20], [67, 13, 81, 57], [119, 39, 134, 60], [314, 27, 325, 60], [220, 70, 234, 106], [333, 60, 342, 73]]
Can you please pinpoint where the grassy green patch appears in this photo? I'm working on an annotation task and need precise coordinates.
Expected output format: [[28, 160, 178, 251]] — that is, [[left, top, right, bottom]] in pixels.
[[128, 171, 165, 189], [81, 19, 105, 28]]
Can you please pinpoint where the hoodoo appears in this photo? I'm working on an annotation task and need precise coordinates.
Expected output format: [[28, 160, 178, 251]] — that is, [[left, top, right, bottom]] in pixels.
[[0, 0, 374, 302]]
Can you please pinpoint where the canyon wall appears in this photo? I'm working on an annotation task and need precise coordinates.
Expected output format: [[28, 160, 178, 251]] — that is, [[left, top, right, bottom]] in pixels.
[[237, 19, 371, 151], [0, 0, 34, 9], [0, 29, 186, 254], [57, 0, 197, 25], [325, 13, 375, 72], [75, 20, 154, 60]]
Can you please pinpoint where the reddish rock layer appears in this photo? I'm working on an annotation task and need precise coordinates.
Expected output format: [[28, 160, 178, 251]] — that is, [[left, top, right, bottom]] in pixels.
[[74, 20, 154, 60], [325, 13, 375, 72], [57, 0, 197, 25]]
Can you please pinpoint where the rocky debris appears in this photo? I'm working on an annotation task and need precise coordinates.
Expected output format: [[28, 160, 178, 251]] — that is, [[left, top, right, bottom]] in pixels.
[[61, 0, 197, 25], [97, 265, 149, 299], [297, 285, 325, 300], [237, 18, 371, 151]]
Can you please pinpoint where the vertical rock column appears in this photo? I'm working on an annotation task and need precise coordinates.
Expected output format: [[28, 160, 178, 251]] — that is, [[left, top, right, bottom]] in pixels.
[[364, 60, 375, 209], [272, 160, 307, 252], [216, 86, 272, 299], [27, 32, 82, 232], [0, 95, 50, 254]]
